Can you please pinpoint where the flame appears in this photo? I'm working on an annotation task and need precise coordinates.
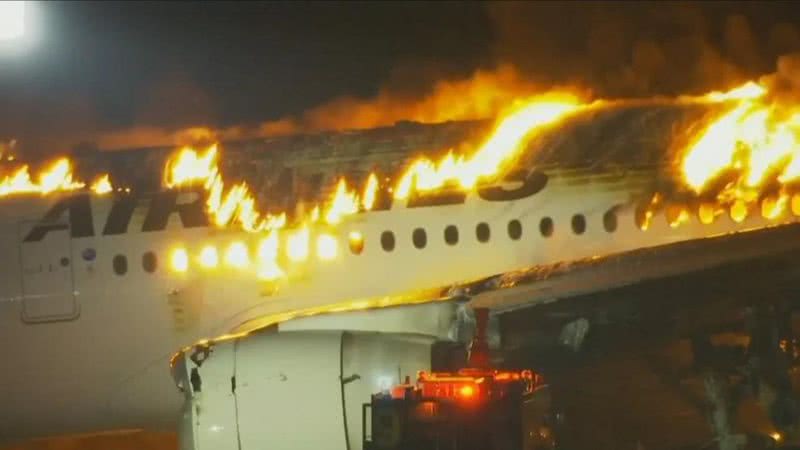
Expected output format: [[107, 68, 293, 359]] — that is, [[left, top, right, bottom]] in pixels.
[[257, 231, 284, 281], [394, 94, 582, 198], [91, 174, 113, 195], [161, 91, 583, 246], [761, 194, 788, 220], [701, 81, 767, 102], [164, 145, 218, 188], [165, 146, 286, 232], [0, 158, 90, 197], [635, 81, 800, 229], [153, 93, 584, 280], [257, 64, 554, 136], [681, 82, 800, 199], [325, 178, 359, 225], [362, 173, 378, 211], [286, 226, 310, 263], [682, 103, 752, 191]]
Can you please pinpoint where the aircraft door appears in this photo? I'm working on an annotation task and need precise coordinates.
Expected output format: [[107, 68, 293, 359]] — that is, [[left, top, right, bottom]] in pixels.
[[18, 220, 78, 323]]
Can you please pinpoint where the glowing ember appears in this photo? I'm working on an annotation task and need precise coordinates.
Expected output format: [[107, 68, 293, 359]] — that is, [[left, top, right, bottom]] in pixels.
[[91, 175, 113, 195]]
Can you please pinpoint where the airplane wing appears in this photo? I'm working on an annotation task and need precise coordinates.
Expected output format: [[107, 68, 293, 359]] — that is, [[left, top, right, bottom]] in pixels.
[[467, 222, 800, 314]]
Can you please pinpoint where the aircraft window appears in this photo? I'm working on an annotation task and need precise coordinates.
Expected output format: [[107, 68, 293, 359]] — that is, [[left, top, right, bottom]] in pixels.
[[444, 225, 459, 246], [113, 255, 128, 276], [476, 222, 491, 243], [540, 217, 554, 237], [412, 228, 427, 249], [60, 257, 70, 267], [142, 251, 157, 273], [571, 214, 586, 235], [603, 208, 618, 232], [507, 220, 522, 240], [381, 231, 395, 252], [348, 231, 364, 255], [698, 203, 716, 225]]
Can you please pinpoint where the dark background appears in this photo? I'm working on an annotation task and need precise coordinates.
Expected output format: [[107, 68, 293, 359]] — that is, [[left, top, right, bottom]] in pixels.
[[1, 1, 799, 154]]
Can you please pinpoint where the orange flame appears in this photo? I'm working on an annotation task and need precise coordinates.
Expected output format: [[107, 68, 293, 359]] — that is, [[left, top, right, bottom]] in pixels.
[[324, 178, 359, 225], [0, 158, 92, 197], [362, 173, 378, 211], [158, 92, 585, 281], [394, 93, 582, 199], [165, 145, 286, 232], [680, 80, 800, 217], [91, 174, 113, 195]]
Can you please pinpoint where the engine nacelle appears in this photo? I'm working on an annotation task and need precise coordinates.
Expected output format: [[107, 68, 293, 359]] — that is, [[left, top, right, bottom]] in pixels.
[[173, 329, 438, 450]]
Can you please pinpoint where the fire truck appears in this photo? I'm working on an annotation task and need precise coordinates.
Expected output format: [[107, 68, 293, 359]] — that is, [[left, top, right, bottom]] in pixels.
[[362, 309, 558, 450]]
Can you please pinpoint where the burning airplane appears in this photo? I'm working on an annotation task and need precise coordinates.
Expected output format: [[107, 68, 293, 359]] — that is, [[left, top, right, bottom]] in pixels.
[[3, 78, 800, 449]]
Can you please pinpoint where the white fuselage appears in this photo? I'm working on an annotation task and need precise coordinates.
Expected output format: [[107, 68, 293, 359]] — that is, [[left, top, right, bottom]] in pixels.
[[0, 166, 792, 442]]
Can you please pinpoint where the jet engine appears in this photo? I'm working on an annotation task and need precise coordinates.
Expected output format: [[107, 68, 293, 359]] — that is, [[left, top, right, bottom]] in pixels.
[[173, 329, 439, 450]]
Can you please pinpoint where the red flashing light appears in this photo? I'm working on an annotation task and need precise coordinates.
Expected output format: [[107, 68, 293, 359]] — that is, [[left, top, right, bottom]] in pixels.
[[459, 385, 475, 398]]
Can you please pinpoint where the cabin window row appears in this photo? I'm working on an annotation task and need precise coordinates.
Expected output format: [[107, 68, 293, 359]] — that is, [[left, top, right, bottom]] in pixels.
[[355, 208, 620, 254], [107, 208, 623, 272], [112, 252, 158, 276]]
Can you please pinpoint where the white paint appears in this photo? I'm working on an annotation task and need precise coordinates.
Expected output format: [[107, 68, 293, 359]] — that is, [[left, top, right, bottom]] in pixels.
[[0, 1, 25, 41]]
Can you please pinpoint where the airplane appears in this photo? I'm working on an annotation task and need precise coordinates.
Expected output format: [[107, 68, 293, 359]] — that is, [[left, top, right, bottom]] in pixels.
[[1, 99, 799, 450]]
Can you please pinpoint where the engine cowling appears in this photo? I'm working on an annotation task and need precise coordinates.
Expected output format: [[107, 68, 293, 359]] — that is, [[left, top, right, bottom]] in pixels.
[[173, 329, 437, 450]]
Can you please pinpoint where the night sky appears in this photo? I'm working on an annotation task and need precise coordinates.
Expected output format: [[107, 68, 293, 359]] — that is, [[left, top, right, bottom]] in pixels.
[[1, 1, 800, 155]]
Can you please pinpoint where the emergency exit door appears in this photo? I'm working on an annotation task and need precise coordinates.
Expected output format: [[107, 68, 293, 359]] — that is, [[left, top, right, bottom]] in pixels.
[[18, 221, 78, 323]]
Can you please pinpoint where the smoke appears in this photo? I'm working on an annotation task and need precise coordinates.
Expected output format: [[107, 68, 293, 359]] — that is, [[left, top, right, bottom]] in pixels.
[[240, 3, 800, 138], [254, 64, 573, 135], [486, 2, 800, 97], [13, 3, 800, 153], [761, 52, 800, 103], [93, 64, 571, 149]]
